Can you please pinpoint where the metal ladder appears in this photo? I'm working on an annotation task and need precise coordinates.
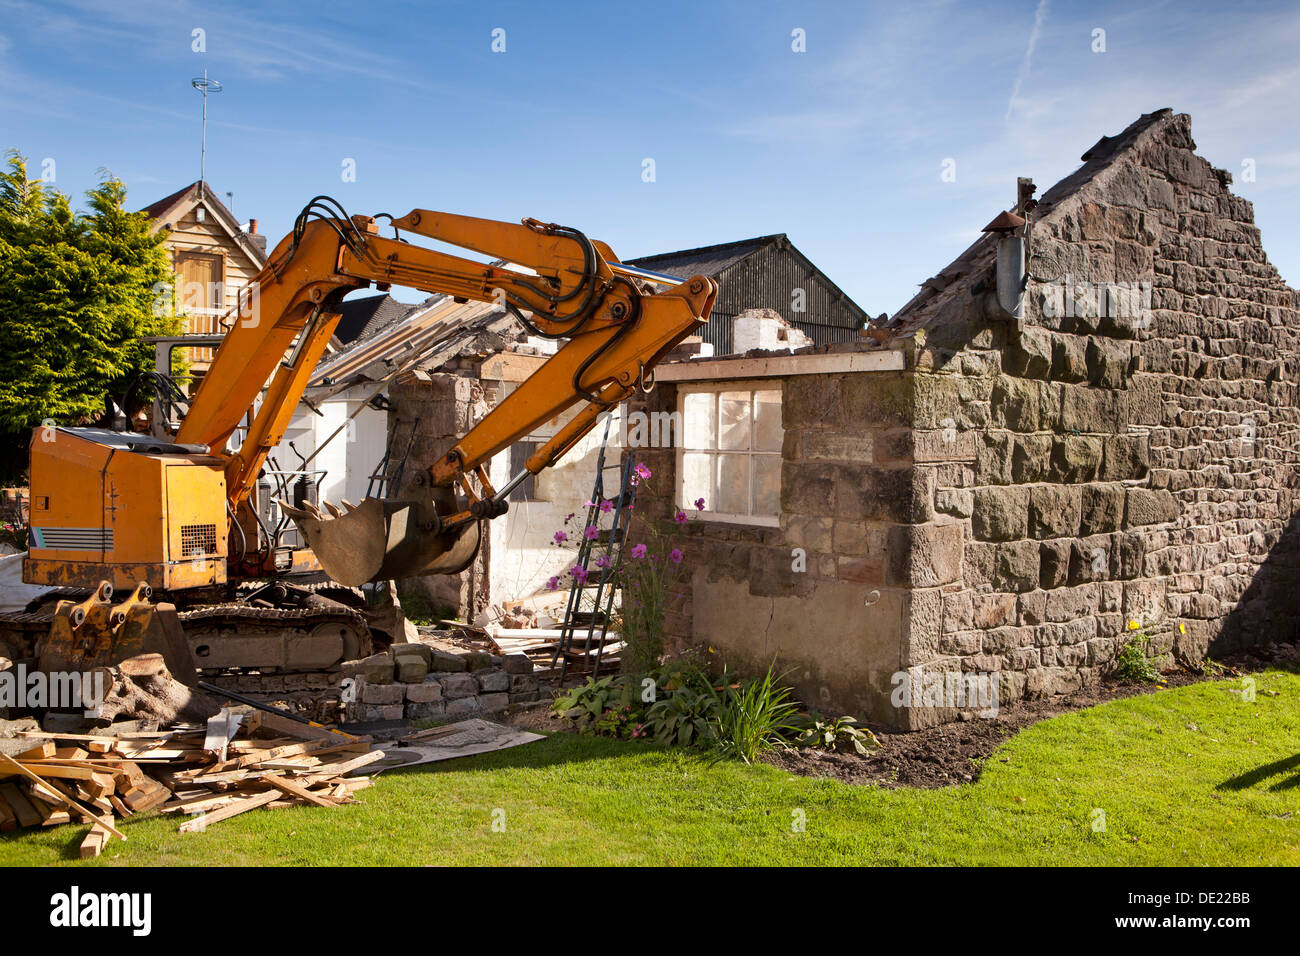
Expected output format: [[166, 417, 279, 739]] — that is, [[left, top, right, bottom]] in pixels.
[[551, 413, 637, 680]]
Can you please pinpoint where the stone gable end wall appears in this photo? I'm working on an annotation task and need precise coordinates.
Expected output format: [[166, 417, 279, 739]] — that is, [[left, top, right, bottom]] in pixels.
[[632, 112, 1300, 730], [908, 112, 1300, 722]]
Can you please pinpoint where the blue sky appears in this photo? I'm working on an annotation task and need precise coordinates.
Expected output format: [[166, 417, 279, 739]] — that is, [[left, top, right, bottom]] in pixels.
[[2, 0, 1298, 313]]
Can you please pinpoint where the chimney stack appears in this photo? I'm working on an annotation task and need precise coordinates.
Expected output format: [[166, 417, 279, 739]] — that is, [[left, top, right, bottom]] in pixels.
[[248, 218, 258, 235]]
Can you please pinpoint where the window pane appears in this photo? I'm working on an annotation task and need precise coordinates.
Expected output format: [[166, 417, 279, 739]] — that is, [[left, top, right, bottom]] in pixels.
[[719, 392, 751, 450], [753, 391, 782, 452], [716, 453, 749, 514], [683, 392, 715, 449], [682, 453, 712, 510], [753, 455, 780, 515]]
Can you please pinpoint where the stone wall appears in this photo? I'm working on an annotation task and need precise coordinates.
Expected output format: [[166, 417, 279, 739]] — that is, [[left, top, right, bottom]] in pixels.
[[341, 637, 541, 723], [630, 357, 937, 726], [629, 111, 1300, 730], [389, 372, 493, 617]]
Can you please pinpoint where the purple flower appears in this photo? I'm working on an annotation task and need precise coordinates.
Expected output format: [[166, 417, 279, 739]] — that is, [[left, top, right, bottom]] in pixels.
[[669, 548, 683, 564], [595, 554, 612, 569], [571, 564, 590, 584], [599, 499, 614, 514], [564, 513, 574, 523], [553, 531, 568, 544], [584, 526, 599, 540], [674, 510, 687, 524], [631, 462, 652, 486], [630, 543, 647, 559], [694, 498, 706, 511], [583, 500, 596, 508], [545, 575, 560, 591]]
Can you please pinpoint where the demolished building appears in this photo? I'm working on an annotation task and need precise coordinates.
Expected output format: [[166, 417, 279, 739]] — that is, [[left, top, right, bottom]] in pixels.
[[629, 109, 1300, 728]]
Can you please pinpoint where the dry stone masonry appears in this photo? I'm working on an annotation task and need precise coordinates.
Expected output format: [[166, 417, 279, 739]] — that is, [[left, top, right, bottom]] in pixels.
[[341, 634, 541, 723]]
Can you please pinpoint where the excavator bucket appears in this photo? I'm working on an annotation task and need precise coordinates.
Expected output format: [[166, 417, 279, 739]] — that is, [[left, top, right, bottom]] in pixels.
[[283, 491, 481, 588], [36, 581, 198, 687]]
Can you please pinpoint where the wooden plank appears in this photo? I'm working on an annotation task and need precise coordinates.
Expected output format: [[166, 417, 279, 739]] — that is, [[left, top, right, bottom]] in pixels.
[[122, 786, 170, 814], [265, 776, 339, 808], [299, 749, 385, 784], [14, 742, 56, 760], [249, 711, 341, 742], [0, 762, 98, 782], [178, 789, 280, 833], [0, 782, 41, 828], [0, 754, 125, 840], [79, 824, 110, 859]]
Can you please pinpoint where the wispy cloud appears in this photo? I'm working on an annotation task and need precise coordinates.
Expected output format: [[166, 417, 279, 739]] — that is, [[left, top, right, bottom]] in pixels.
[[1006, 0, 1050, 121]]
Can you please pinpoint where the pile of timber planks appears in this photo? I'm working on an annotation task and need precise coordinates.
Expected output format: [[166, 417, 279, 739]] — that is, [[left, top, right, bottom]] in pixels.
[[0, 711, 384, 858]]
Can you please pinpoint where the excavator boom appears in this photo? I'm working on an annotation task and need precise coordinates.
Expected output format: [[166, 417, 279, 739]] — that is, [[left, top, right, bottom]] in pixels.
[[178, 198, 715, 586]]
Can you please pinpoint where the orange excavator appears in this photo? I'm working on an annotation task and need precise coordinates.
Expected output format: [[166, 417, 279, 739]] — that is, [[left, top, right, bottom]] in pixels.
[[6, 197, 715, 683]]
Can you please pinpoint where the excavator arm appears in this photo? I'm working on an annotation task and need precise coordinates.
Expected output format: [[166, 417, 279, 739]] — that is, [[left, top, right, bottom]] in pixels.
[[178, 197, 715, 586]]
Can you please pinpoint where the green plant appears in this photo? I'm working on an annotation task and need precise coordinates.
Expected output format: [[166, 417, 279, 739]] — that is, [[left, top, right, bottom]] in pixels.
[[594, 703, 645, 739], [643, 685, 721, 747], [0, 152, 184, 479], [552, 676, 620, 729], [711, 664, 803, 764], [794, 714, 881, 755], [1112, 631, 1161, 683]]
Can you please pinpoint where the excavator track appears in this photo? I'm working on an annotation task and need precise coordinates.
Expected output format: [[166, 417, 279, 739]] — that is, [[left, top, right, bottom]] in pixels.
[[1, 585, 375, 721]]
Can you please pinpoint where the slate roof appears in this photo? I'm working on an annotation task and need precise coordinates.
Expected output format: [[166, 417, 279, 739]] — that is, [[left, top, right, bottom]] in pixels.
[[627, 234, 785, 279], [333, 293, 413, 346]]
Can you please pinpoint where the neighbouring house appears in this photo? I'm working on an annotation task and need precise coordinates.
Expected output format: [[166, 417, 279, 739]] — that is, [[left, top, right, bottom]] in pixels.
[[141, 181, 268, 377], [629, 109, 1300, 729], [628, 234, 870, 355]]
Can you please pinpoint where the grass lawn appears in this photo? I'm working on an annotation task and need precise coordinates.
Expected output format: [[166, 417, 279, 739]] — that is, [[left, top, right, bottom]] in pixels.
[[2, 670, 1298, 866]]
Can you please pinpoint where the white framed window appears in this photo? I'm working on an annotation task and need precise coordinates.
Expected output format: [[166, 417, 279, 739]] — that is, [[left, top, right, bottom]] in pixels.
[[677, 383, 782, 526]]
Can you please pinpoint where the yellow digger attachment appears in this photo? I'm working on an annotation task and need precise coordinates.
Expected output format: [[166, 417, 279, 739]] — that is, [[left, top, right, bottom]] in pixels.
[[35, 581, 198, 686], [282, 491, 481, 588]]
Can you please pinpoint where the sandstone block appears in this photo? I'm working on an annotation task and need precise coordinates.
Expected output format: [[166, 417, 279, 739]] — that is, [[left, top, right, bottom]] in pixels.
[[406, 679, 444, 703], [1125, 488, 1179, 526], [971, 485, 1030, 541], [1080, 483, 1126, 534], [1051, 436, 1103, 483], [1028, 485, 1081, 538], [360, 651, 395, 685], [887, 523, 963, 587], [440, 673, 479, 699]]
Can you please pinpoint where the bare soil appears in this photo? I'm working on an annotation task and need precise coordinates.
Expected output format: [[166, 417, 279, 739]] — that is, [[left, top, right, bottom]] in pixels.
[[502, 644, 1300, 791]]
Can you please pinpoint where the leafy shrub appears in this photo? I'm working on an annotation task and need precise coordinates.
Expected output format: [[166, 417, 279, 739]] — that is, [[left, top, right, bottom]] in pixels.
[[1112, 632, 1161, 683], [552, 676, 619, 728], [643, 686, 721, 747], [793, 714, 881, 755], [711, 665, 802, 764]]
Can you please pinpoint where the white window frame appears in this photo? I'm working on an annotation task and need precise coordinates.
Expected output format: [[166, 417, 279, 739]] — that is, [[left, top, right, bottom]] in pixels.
[[676, 380, 782, 527]]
